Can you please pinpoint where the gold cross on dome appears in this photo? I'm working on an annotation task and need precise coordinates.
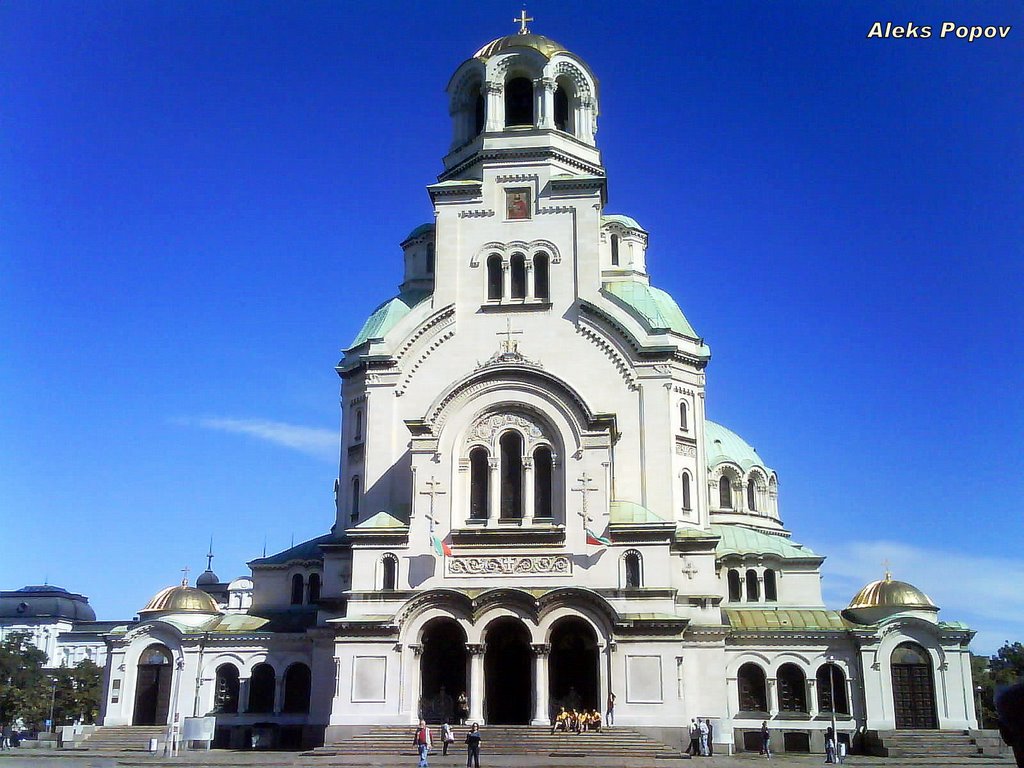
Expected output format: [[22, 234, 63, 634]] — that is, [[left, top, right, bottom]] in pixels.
[[515, 9, 533, 35], [882, 558, 892, 580], [180, 566, 191, 586]]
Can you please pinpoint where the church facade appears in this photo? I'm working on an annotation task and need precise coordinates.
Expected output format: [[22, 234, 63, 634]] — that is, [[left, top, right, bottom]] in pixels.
[[98, 26, 979, 754]]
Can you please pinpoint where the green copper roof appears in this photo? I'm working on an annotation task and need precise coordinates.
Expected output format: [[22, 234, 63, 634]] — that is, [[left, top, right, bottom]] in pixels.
[[712, 525, 818, 560], [725, 608, 847, 631], [602, 281, 699, 339], [602, 214, 645, 231], [249, 533, 332, 567], [705, 420, 771, 471], [346, 290, 431, 351], [404, 223, 435, 242], [610, 500, 669, 524], [354, 510, 409, 529]]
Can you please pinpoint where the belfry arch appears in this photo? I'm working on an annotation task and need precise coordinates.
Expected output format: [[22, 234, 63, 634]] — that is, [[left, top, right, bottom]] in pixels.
[[548, 617, 599, 716], [483, 617, 532, 724], [419, 618, 468, 724]]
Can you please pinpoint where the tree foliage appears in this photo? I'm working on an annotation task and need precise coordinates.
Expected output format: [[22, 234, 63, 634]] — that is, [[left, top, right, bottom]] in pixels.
[[973, 641, 1024, 729]]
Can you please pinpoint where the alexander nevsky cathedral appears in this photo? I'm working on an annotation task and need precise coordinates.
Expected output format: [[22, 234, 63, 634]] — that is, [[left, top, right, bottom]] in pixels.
[[69, 21, 980, 756]]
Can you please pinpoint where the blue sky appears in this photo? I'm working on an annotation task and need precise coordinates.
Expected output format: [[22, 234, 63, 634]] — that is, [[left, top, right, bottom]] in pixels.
[[1, 1, 1021, 654]]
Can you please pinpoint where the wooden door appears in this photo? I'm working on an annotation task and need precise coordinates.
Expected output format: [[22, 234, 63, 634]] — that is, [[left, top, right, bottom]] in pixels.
[[892, 663, 937, 729]]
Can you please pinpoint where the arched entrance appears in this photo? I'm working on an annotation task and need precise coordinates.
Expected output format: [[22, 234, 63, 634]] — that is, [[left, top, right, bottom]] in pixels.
[[548, 617, 599, 718], [484, 618, 532, 724], [891, 642, 937, 729], [420, 618, 467, 723], [133, 644, 173, 725]]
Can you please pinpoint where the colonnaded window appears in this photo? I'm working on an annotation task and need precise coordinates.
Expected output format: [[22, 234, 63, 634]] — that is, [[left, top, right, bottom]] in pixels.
[[623, 550, 643, 588], [308, 573, 321, 603], [679, 401, 688, 431], [719, 476, 732, 508], [290, 574, 304, 606], [777, 664, 808, 712], [351, 477, 361, 523], [728, 569, 742, 602], [282, 663, 311, 713], [212, 664, 239, 713], [499, 431, 524, 519], [817, 664, 849, 715], [681, 473, 692, 510], [510, 253, 526, 299], [469, 447, 489, 519], [611, 234, 620, 265], [534, 252, 549, 300], [486, 254, 503, 300], [505, 77, 534, 126], [737, 662, 768, 712], [247, 664, 275, 713], [381, 554, 398, 591], [474, 93, 485, 135], [745, 569, 760, 601], [747, 479, 757, 510], [764, 570, 777, 602], [554, 85, 569, 132], [533, 445, 553, 518]]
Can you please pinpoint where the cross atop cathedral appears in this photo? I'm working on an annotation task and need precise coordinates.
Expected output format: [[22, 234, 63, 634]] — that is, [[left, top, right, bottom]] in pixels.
[[497, 318, 523, 354], [882, 558, 892, 580], [206, 537, 214, 571], [514, 9, 533, 35], [180, 565, 190, 586]]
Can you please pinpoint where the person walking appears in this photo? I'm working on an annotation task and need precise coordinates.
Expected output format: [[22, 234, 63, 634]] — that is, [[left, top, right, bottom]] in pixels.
[[685, 719, 699, 756], [824, 726, 836, 763], [465, 723, 481, 768], [606, 691, 616, 726], [413, 719, 432, 768], [457, 692, 469, 725], [706, 718, 714, 757], [760, 721, 771, 759], [441, 723, 454, 756], [698, 718, 709, 756]]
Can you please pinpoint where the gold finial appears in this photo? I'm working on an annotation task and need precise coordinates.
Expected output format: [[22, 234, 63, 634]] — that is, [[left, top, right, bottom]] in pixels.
[[882, 559, 892, 581], [514, 9, 533, 35], [180, 565, 191, 586]]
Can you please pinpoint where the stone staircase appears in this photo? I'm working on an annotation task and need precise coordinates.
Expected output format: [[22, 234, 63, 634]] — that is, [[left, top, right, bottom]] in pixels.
[[312, 725, 683, 758], [870, 729, 985, 758], [78, 725, 166, 751]]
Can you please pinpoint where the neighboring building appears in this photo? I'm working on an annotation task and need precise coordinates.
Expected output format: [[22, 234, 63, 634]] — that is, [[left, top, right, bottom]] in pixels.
[[0, 585, 113, 669], [97, 24, 978, 754]]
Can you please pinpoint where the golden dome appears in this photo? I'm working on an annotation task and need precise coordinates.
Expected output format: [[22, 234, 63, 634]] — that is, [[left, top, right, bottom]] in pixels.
[[474, 33, 566, 61], [847, 573, 937, 611], [140, 580, 220, 615]]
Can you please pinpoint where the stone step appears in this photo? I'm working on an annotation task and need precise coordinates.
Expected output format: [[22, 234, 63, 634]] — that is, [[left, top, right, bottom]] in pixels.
[[80, 726, 167, 751]]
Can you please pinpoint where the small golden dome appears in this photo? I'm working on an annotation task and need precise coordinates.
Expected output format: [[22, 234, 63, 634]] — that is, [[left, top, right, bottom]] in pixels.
[[474, 33, 566, 61], [847, 573, 937, 611], [140, 579, 220, 616]]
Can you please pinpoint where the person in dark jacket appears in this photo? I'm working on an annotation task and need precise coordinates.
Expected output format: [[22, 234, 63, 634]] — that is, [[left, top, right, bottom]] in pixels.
[[760, 721, 771, 758], [465, 723, 481, 768], [997, 683, 1024, 768]]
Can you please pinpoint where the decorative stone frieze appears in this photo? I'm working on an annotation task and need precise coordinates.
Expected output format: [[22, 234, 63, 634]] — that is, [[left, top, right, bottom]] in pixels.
[[446, 554, 571, 577]]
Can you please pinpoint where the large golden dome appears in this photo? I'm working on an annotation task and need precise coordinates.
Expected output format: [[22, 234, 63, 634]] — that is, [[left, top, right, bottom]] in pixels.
[[474, 33, 566, 61], [847, 573, 936, 610], [140, 580, 220, 615]]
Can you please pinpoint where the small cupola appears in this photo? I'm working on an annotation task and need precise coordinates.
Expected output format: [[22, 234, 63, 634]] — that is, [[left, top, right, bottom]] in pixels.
[[841, 571, 939, 625], [601, 215, 649, 279], [400, 223, 436, 293]]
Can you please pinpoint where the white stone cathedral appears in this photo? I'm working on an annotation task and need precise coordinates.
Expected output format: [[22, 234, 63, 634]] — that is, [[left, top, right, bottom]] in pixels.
[[98, 25, 979, 755]]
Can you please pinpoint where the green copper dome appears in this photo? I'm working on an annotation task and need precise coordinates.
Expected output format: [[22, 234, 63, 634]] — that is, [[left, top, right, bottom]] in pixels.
[[346, 290, 431, 351], [601, 214, 645, 231], [705, 420, 773, 472], [602, 281, 700, 340]]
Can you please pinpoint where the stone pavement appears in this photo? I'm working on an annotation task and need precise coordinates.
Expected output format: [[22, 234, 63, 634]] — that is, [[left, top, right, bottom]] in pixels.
[[0, 750, 1015, 768]]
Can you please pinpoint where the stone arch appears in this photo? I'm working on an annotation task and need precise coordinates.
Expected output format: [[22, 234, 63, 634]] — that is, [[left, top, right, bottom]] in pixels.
[[396, 589, 474, 631], [282, 662, 311, 714], [621, 549, 643, 588], [737, 661, 769, 713]]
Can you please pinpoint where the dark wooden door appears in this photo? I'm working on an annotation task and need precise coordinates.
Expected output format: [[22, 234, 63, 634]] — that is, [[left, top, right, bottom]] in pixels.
[[892, 663, 937, 729], [133, 665, 171, 725]]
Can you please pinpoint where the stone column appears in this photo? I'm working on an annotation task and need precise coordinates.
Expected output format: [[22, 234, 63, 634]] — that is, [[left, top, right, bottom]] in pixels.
[[408, 645, 423, 720], [522, 456, 535, 525], [768, 678, 780, 717], [239, 677, 251, 713], [531, 644, 551, 725], [535, 78, 554, 129], [467, 644, 485, 723], [502, 260, 512, 299], [758, 573, 766, 604], [274, 673, 285, 714], [525, 259, 535, 300], [807, 678, 819, 717], [488, 459, 501, 523], [484, 82, 503, 132]]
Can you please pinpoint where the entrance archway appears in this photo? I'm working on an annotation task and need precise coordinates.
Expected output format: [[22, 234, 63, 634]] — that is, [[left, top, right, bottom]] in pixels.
[[549, 617, 599, 718], [891, 642, 937, 729], [484, 618, 532, 724], [133, 644, 173, 725], [420, 618, 467, 723]]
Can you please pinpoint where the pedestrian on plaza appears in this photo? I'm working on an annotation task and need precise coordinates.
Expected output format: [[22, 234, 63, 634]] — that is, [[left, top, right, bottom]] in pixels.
[[824, 726, 836, 763], [698, 718, 709, 756], [706, 718, 714, 756], [997, 682, 1024, 768], [413, 719, 432, 768], [441, 723, 454, 756], [606, 691, 616, 726], [685, 718, 699, 756], [760, 721, 771, 759], [1, 725, 12, 751], [457, 692, 469, 725], [465, 722, 481, 768]]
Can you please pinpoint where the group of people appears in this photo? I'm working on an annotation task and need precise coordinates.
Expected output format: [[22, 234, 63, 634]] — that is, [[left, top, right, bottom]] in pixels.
[[550, 707, 602, 733], [413, 720, 481, 768], [685, 717, 714, 756]]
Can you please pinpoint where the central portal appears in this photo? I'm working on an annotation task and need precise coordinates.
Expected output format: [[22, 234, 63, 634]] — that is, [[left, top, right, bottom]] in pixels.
[[549, 617, 599, 716], [133, 644, 173, 726], [419, 618, 467, 724], [484, 618, 532, 724]]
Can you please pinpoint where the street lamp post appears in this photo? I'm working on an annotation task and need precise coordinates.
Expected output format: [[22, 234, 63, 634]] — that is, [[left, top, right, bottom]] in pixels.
[[48, 678, 57, 733], [827, 656, 838, 762], [975, 685, 984, 728]]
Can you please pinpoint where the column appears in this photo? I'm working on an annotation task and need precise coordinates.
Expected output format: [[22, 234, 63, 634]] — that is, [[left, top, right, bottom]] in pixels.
[[484, 82, 503, 132], [467, 644, 485, 723], [768, 678, 780, 717], [531, 644, 550, 725], [522, 456, 535, 525], [408, 645, 423, 720], [758, 572, 766, 604], [488, 459, 500, 523], [273, 673, 285, 714], [239, 677, 251, 713], [535, 78, 554, 129], [502, 261, 511, 301], [807, 678, 819, 717], [525, 259, 535, 300]]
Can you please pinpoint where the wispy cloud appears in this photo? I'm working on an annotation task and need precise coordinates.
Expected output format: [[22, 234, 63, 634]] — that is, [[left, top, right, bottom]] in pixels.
[[817, 539, 1024, 654], [178, 417, 337, 462]]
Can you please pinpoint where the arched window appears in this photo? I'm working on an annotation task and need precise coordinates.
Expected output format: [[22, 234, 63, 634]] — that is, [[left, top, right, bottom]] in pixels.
[[816, 663, 849, 715], [247, 663, 275, 713], [727, 569, 742, 602], [351, 477, 361, 523], [470, 447, 489, 520], [505, 77, 534, 127], [533, 445, 552, 519], [681, 473, 691, 510], [354, 409, 363, 441], [764, 569, 777, 602], [747, 479, 757, 511], [679, 400, 688, 430], [290, 574, 304, 605], [499, 431, 524, 519], [737, 662, 768, 712], [611, 234, 620, 266], [381, 554, 398, 590], [534, 252, 549, 300], [624, 550, 643, 588], [212, 664, 239, 713], [777, 664, 808, 712], [426, 244, 435, 276], [510, 253, 526, 299], [554, 85, 569, 132], [745, 569, 760, 601], [486, 254, 503, 300], [307, 573, 321, 603], [474, 92, 485, 136], [282, 663, 312, 714], [719, 476, 733, 508]]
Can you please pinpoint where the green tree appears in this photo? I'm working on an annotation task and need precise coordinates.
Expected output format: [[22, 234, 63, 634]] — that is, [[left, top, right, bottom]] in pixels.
[[0, 633, 49, 729], [974, 641, 1024, 729], [70, 660, 103, 724]]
